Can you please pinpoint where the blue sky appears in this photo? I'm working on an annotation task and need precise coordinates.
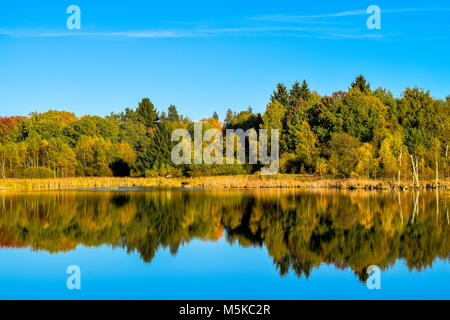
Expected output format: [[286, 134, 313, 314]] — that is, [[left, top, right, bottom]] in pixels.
[[0, 0, 449, 120]]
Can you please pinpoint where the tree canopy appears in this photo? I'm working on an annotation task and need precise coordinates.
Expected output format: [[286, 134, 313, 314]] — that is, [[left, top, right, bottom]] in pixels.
[[0, 76, 448, 180]]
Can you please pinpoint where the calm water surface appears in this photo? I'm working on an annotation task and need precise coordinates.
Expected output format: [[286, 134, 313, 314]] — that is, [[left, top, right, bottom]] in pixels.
[[0, 189, 448, 299]]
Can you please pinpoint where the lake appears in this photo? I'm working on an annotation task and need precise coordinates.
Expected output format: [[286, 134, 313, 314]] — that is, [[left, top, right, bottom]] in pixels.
[[0, 189, 448, 299]]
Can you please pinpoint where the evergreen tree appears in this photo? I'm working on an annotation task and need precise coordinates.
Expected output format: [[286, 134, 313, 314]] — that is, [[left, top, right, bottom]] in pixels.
[[168, 105, 179, 122], [224, 108, 235, 128], [289, 80, 311, 106], [271, 83, 289, 108], [137, 98, 159, 128], [351, 75, 371, 94]]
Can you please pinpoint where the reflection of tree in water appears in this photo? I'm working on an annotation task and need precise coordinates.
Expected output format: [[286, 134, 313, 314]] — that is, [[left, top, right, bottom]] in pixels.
[[0, 190, 448, 280]]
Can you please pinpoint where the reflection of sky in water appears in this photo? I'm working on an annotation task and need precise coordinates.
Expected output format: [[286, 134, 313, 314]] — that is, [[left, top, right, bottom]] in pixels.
[[0, 239, 448, 300]]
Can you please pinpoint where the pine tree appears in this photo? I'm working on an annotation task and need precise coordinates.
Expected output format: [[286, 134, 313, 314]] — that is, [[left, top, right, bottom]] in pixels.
[[289, 81, 302, 106], [271, 83, 289, 108], [224, 108, 235, 128], [351, 75, 371, 94], [137, 98, 159, 128], [299, 80, 311, 101], [168, 105, 179, 122], [289, 80, 311, 106]]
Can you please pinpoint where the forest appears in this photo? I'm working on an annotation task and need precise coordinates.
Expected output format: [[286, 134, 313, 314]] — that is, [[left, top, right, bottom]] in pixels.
[[0, 75, 448, 182]]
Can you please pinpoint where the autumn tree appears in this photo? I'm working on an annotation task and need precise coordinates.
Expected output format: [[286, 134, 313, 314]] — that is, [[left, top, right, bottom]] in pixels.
[[328, 133, 361, 177], [356, 143, 375, 178], [294, 122, 319, 173]]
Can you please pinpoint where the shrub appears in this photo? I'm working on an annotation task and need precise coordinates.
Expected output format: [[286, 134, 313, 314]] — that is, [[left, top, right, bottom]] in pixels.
[[145, 161, 182, 177], [185, 163, 251, 177], [279, 153, 299, 174], [22, 167, 56, 178]]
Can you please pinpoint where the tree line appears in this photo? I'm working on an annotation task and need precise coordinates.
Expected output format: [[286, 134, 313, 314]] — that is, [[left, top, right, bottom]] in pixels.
[[0, 75, 448, 181]]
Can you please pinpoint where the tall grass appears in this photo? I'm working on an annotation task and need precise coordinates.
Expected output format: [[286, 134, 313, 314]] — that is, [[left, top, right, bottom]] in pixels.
[[0, 175, 448, 191]]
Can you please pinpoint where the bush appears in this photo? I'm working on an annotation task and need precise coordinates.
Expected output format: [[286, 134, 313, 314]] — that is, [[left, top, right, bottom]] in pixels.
[[145, 161, 182, 177], [22, 167, 56, 178], [185, 163, 251, 177], [279, 153, 299, 174]]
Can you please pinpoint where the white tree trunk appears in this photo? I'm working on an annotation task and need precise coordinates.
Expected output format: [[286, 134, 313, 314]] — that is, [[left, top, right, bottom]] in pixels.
[[398, 148, 403, 184]]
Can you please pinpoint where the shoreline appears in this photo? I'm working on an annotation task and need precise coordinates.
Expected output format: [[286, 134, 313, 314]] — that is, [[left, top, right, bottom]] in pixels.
[[0, 175, 449, 192]]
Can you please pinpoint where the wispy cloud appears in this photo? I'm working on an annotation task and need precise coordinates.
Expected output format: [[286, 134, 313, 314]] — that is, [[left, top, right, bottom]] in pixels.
[[251, 7, 450, 22], [0, 26, 361, 39], [0, 28, 400, 41], [0, 28, 185, 38], [5, 6, 444, 40], [252, 10, 366, 22], [0, 29, 15, 36], [39, 30, 186, 38], [324, 32, 402, 40]]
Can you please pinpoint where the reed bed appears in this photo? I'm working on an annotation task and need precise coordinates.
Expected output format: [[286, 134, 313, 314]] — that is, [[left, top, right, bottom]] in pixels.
[[0, 175, 448, 191]]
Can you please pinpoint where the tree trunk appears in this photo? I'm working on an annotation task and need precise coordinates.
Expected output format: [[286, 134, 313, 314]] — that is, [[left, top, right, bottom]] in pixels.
[[416, 158, 419, 186], [410, 155, 419, 187], [435, 149, 439, 185], [445, 144, 448, 178], [0, 159, 5, 179], [398, 148, 403, 184]]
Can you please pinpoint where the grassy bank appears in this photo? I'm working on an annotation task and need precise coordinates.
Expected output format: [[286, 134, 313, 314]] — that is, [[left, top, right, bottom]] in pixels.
[[0, 175, 449, 191]]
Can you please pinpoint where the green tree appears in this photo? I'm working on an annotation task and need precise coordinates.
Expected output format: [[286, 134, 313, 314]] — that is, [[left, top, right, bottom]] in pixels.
[[137, 98, 159, 128], [285, 99, 308, 152], [329, 133, 361, 177], [289, 80, 311, 106], [356, 143, 376, 178], [294, 122, 319, 173], [224, 108, 236, 128], [261, 100, 286, 132], [261, 100, 286, 151], [378, 133, 405, 179], [47, 138, 77, 177], [351, 75, 371, 94], [270, 83, 289, 108], [168, 105, 180, 122]]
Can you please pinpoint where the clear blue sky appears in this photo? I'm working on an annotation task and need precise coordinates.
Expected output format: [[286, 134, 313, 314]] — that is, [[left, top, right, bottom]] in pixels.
[[0, 0, 449, 120]]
